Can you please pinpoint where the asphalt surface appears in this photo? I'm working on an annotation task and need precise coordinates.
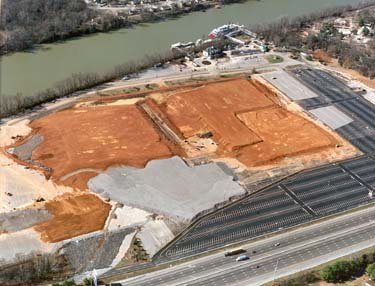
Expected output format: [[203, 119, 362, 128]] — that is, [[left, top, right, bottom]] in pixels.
[[289, 68, 375, 153], [111, 206, 375, 286]]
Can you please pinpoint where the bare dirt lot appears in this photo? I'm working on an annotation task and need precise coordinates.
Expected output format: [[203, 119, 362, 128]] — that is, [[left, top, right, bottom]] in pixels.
[[160, 79, 274, 152], [33, 193, 111, 243], [152, 78, 348, 168], [21, 104, 180, 186]]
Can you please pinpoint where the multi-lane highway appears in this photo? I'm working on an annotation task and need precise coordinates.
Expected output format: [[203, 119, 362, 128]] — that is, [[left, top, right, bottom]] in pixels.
[[110, 206, 375, 286]]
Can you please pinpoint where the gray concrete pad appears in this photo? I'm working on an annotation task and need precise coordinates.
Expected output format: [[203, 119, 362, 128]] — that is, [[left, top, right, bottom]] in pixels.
[[138, 220, 174, 257], [88, 156, 245, 222], [263, 70, 318, 101], [309, 105, 353, 130], [0, 229, 54, 263]]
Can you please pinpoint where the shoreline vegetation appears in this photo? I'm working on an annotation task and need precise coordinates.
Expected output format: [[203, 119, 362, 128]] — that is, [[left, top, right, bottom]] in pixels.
[[2, 1, 375, 120], [0, 39, 227, 119], [0, 0, 243, 56]]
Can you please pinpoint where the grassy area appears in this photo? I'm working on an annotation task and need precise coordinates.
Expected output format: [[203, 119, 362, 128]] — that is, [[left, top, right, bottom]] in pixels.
[[266, 54, 284, 64], [234, 34, 252, 43], [165, 76, 217, 86], [97, 83, 159, 96], [115, 237, 149, 269]]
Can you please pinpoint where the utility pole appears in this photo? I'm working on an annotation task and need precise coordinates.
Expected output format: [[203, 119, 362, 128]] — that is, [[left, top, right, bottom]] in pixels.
[[272, 258, 280, 285]]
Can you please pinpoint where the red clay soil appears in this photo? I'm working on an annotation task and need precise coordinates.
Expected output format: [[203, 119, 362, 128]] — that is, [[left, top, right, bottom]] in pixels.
[[161, 79, 275, 152], [61, 172, 100, 191], [158, 78, 338, 166], [33, 193, 111, 243], [236, 106, 336, 166], [29, 104, 179, 181]]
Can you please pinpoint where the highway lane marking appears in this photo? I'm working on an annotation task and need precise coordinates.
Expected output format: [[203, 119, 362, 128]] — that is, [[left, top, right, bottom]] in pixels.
[[120, 219, 375, 286], [238, 232, 375, 286], [114, 207, 375, 284]]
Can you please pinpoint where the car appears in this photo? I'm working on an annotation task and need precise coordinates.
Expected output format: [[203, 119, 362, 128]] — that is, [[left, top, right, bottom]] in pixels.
[[121, 75, 131, 80], [236, 254, 249, 262], [274, 242, 280, 247]]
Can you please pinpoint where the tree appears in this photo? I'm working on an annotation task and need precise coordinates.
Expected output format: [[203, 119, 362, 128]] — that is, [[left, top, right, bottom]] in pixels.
[[320, 260, 353, 283], [359, 17, 366, 27], [367, 263, 375, 280], [363, 26, 370, 36]]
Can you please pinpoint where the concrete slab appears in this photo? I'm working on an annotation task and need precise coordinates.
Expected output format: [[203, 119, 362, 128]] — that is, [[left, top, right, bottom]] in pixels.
[[108, 205, 150, 231], [138, 220, 174, 257], [88, 156, 245, 221], [263, 70, 318, 101], [310, 105, 353, 130]]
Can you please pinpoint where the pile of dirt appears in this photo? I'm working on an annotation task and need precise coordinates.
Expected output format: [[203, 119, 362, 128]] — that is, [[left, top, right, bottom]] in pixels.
[[61, 172, 100, 191], [33, 194, 111, 243], [313, 49, 333, 64]]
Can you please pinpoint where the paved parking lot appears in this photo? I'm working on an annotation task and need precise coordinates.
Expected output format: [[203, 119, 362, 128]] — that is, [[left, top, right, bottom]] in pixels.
[[263, 70, 319, 101], [290, 68, 375, 153], [151, 155, 375, 262]]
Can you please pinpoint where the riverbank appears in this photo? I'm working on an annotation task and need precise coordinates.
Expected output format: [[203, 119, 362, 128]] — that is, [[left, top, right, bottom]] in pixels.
[[1, 0, 365, 98], [0, 0, 226, 56]]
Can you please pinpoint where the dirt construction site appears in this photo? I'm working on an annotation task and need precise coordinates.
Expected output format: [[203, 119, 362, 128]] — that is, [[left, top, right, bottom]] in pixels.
[[0, 75, 359, 276]]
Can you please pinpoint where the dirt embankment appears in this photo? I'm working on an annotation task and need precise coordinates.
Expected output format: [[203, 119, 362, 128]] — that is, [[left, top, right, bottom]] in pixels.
[[33, 193, 111, 243]]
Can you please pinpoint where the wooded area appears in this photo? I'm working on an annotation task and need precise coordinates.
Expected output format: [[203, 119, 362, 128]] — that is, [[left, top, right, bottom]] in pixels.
[[253, 1, 375, 78], [0, 0, 128, 54]]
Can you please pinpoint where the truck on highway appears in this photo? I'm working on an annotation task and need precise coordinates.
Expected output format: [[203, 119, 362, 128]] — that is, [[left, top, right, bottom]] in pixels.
[[224, 248, 246, 257]]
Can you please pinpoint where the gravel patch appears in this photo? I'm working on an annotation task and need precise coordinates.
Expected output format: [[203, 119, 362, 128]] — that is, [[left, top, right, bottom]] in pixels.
[[0, 208, 52, 233], [9, 134, 43, 161], [88, 156, 246, 222], [62, 228, 135, 272]]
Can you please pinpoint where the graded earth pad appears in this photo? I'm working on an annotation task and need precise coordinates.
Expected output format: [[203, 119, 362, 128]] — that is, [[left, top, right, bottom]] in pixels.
[[160, 79, 274, 152], [156, 78, 341, 167], [24, 104, 179, 187], [33, 194, 111, 243], [235, 107, 336, 166], [88, 156, 245, 222]]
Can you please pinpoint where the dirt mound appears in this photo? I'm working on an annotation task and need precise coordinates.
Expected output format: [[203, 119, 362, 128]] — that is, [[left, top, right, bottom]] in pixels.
[[33, 194, 111, 243], [313, 49, 333, 64], [61, 172, 100, 191]]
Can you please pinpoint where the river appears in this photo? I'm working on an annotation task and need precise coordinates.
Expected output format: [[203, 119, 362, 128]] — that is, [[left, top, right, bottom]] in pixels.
[[0, 0, 363, 97]]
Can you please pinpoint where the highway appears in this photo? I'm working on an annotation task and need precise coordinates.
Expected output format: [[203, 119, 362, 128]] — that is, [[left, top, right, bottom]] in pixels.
[[112, 206, 375, 286]]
